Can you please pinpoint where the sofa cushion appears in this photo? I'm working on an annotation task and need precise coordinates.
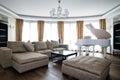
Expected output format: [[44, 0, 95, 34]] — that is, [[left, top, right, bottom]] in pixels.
[[46, 40, 53, 49], [33, 41, 47, 51], [23, 42, 34, 52], [53, 48, 66, 51], [63, 56, 111, 76], [7, 41, 26, 53], [37, 49, 53, 54], [12, 52, 48, 64]]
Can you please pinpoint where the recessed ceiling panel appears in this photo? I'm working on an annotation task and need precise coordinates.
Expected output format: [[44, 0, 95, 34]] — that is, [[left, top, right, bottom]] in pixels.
[[0, 0, 120, 17]]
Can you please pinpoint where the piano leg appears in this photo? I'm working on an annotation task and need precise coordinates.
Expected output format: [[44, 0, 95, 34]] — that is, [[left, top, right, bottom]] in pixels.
[[103, 47, 107, 58], [93, 45, 95, 55], [79, 46, 82, 56], [110, 44, 113, 55], [85, 46, 89, 56]]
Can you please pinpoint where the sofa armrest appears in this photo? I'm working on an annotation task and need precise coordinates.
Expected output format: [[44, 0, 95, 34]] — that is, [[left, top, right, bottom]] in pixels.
[[59, 44, 68, 50], [0, 47, 12, 68]]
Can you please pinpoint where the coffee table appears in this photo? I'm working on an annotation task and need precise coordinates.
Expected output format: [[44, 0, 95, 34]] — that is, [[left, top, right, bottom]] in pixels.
[[51, 50, 77, 62]]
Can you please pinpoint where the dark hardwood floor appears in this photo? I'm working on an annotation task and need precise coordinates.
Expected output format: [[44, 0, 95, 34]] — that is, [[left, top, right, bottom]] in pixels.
[[0, 53, 120, 80]]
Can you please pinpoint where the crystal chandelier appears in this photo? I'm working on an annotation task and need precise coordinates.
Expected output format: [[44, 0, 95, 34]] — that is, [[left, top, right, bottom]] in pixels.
[[50, 0, 69, 18]]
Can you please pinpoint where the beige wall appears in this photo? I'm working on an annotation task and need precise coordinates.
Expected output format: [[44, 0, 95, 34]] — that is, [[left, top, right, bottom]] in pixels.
[[0, 14, 8, 22], [106, 18, 113, 54], [0, 14, 16, 41], [8, 17, 16, 41], [113, 14, 120, 22], [106, 14, 120, 54]]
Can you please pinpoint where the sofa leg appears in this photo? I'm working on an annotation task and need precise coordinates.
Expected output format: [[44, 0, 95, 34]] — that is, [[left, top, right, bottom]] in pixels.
[[106, 74, 111, 80]]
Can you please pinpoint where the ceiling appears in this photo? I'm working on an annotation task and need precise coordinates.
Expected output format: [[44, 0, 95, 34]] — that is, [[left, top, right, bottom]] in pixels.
[[0, 0, 120, 19]]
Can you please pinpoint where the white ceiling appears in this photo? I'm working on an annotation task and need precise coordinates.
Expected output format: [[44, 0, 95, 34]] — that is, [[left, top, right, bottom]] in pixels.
[[0, 0, 120, 18]]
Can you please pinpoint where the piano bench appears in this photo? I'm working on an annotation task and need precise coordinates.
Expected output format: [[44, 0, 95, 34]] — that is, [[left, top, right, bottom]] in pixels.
[[62, 56, 111, 80]]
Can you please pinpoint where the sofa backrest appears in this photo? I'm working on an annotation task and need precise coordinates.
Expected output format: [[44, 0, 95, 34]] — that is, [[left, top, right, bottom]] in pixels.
[[7, 41, 35, 53], [7, 41, 27, 53], [7, 41, 65, 53], [32, 41, 48, 51]]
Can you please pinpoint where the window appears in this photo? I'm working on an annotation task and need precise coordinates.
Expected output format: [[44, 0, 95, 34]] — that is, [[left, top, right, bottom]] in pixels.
[[64, 22, 77, 50], [22, 21, 38, 42], [43, 22, 58, 41]]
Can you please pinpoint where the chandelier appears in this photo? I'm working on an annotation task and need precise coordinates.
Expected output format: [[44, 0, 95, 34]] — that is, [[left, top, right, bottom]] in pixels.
[[50, 0, 69, 18]]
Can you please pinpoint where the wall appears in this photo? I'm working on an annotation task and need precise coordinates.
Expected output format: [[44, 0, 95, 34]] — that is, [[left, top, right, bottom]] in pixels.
[[113, 14, 120, 22], [8, 17, 16, 41], [0, 14, 16, 41], [0, 14, 8, 22], [106, 13, 120, 53], [106, 18, 113, 53]]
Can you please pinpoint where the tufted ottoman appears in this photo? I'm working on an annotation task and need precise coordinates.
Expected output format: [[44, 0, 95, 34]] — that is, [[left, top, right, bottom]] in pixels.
[[62, 56, 111, 80]]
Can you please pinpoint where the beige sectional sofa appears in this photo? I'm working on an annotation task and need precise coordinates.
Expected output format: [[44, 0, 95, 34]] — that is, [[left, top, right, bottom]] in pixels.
[[33, 40, 68, 56], [0, 41, 68, 73]]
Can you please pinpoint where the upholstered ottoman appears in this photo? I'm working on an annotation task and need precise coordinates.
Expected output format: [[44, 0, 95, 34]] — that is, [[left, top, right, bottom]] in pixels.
[[62, 56, 111, 80]]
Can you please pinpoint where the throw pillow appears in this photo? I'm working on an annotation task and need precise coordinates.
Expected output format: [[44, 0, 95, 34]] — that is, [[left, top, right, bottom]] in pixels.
[[23, 42, 34, 52], [51, 40, 59, 48], [46, 40, 53, 49]]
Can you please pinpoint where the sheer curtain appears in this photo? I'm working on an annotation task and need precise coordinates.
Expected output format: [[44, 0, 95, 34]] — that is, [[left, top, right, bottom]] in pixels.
[[64, 22, 77, 50], [43, 22, 58, 41], [22, 21, 38, 42], [83, 20, 101, 52]]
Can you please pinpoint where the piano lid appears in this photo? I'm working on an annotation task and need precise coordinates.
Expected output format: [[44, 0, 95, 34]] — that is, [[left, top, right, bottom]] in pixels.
[[85, 24, 111, 39]]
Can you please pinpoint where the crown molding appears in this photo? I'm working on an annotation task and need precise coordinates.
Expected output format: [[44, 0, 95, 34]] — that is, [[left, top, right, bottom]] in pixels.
[[19, 14, 103, 21], [102, 4, 120, 18], [0, 4, 19, 18]]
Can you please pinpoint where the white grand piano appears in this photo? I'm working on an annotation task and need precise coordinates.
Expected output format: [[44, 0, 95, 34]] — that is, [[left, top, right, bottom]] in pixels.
[[76, 24, 111, 57]]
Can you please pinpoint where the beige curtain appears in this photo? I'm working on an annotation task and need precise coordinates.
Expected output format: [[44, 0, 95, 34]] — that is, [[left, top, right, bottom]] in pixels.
[[16, 19, 23, 41], [99, 19, 106, 30], [76, 21, 84, 39], [37, 21, 44, 41], [57, 21, 64, 43], [99, 19, 106, 53]]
